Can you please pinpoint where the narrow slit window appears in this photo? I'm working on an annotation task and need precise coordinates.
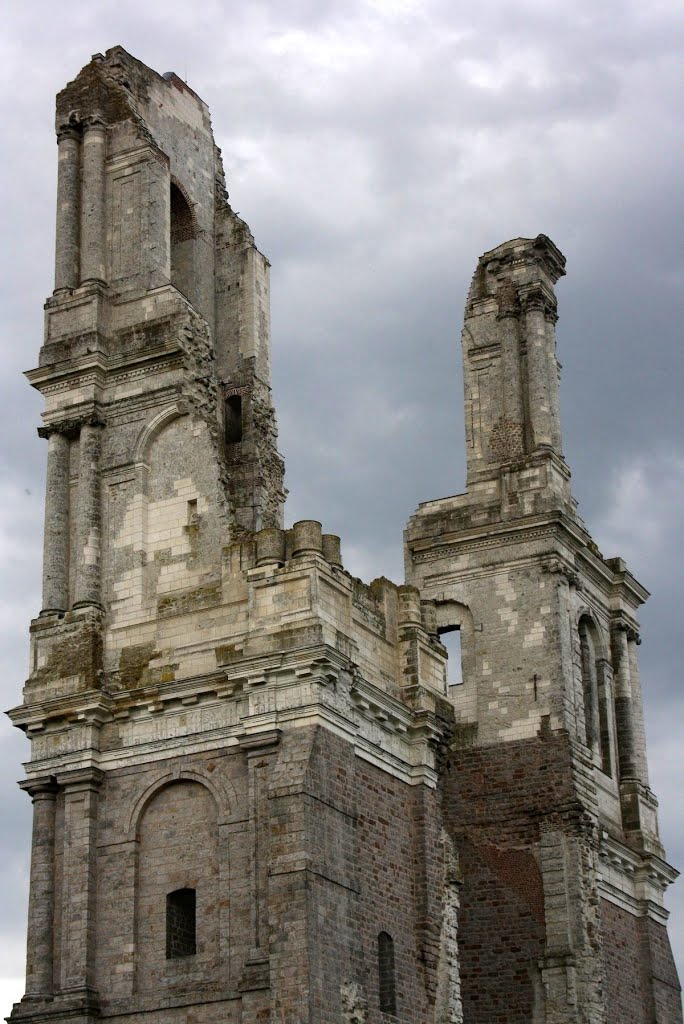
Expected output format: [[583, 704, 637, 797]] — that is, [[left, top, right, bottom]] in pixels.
[[166, 887, 196, 958], [439, 627, 463, 685], [378, 931, 397, 1016], [225, 395, 243, 443]]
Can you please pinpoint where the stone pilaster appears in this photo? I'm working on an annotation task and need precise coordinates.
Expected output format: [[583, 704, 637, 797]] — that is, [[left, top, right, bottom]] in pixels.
[[54, 125, 80, 293], [239, 731, 280, 991], [544, 306, 563, 453], [73, 421, 103, 610], [497, 307, 526, 460], [57, 767, 103, 995], [38, 427, 70, 614], [523, 289, 554, 451], [19, 777, 58, 1000], [80, 117, 107, 285], [627, 633, 649, 786]]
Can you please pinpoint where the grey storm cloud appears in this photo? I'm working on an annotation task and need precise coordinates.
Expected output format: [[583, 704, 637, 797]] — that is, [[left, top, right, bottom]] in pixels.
[[0, 0, 682, 1010]]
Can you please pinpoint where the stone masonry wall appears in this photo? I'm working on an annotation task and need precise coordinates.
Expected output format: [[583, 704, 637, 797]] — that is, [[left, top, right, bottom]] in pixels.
[[267, 724, 449, 1024]]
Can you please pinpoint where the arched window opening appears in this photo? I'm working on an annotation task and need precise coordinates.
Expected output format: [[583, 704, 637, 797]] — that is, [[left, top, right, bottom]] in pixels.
[[166, 887, 196, 958], [170, 182, 196, 304], [438, 626, 463, 686], [225, 395, 243, 444], [378, 931, 397, 1016], [579, 617, 612, 776], [596, 658, 612, 777]]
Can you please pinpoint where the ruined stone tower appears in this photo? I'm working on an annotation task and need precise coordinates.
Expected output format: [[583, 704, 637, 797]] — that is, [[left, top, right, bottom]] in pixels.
[[8, 48, 681, 1024]]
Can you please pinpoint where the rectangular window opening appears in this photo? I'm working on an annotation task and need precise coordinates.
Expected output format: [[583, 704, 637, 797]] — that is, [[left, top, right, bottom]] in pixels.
[[166, 887, 196, 959], [225, 395, 243, 444], [439, 627, 463, 686]]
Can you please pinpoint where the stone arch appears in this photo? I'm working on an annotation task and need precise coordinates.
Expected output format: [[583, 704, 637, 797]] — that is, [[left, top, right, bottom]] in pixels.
[[127, 764, 239, 839], [132, 402, 188, 466]]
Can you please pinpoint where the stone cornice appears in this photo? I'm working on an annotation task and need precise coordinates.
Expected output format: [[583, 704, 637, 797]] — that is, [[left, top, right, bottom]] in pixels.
[[12, 642, 446, 787]]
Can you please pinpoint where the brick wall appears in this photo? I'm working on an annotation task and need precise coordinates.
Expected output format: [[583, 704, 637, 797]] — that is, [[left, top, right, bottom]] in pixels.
[[600, 899, 682, 1024], [441, 730, 580, 1022]]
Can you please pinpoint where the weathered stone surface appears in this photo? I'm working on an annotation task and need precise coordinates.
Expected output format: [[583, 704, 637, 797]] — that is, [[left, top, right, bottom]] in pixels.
[[8, 46, 681, 1024]]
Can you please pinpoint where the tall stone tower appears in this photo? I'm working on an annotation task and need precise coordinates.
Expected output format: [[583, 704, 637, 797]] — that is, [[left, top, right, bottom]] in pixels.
[[8, 48, 459, 1024], [9, 49, 681, 1024], [405, 236, 682, 1022]]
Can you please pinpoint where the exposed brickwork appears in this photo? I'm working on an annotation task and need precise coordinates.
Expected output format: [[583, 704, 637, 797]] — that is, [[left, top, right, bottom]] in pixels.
[[601, 900, 683, 1024], [441, 733, 577, 1022]]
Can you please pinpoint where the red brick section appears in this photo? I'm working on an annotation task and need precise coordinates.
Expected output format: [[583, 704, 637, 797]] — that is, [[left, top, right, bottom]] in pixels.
[[600, 900, 682, 1024], [441, 729, 582, 1024]]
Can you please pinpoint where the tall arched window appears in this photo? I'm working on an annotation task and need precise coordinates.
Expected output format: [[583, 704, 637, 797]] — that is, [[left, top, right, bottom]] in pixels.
[[579, 616, 612, 776], [378, 931, 397, 1016], [170, 181, 196, 303]]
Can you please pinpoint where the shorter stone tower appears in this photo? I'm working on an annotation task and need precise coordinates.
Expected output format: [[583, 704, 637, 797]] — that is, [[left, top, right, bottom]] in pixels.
[[405, 235, 681, 1022], [8, 50, 681, 1024]]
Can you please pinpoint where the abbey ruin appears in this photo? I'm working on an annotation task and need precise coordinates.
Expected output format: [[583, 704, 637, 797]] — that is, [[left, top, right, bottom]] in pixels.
[[8, 47, 682, 1024]]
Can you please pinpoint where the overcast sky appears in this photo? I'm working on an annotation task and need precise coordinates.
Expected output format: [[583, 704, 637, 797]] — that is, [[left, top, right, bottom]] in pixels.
[[0, 0, 682, 1013]]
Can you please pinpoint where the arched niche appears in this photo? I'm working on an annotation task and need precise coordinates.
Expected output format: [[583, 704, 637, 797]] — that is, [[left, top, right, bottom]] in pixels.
[[578, 614, 613, 776], [134, 779, 220, 992]]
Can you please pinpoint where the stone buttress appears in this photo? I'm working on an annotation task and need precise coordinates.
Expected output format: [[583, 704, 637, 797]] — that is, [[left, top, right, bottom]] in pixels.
[[8, 48, 465, 1024], [405, 236, 682, 1023]]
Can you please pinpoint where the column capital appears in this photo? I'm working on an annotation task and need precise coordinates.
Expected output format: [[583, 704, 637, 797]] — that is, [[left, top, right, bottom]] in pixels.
[[82, 113, 107, 132], [541, 557, 581, 589], [56, 123, 81, 144], [610, 615, 640, 644], [19, 776, 59, 800], [521, 285, 552, 315], [38, 411, 106, 440]]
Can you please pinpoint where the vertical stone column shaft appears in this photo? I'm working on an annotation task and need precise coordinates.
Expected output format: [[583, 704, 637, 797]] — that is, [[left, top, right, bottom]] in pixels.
[[21, 779, 58, 999], [41, 429, 70, 613], [498, 311, 525, 429], [74, 422, 103, 608], [54, 127, 81, 292], [611, 625, 637, 780], [80, 120, 107, 284], [523, 295, 553, 449], [628, 636, 649, 786], [58, 770, 102, 993], [544, 310, 563, 453]]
